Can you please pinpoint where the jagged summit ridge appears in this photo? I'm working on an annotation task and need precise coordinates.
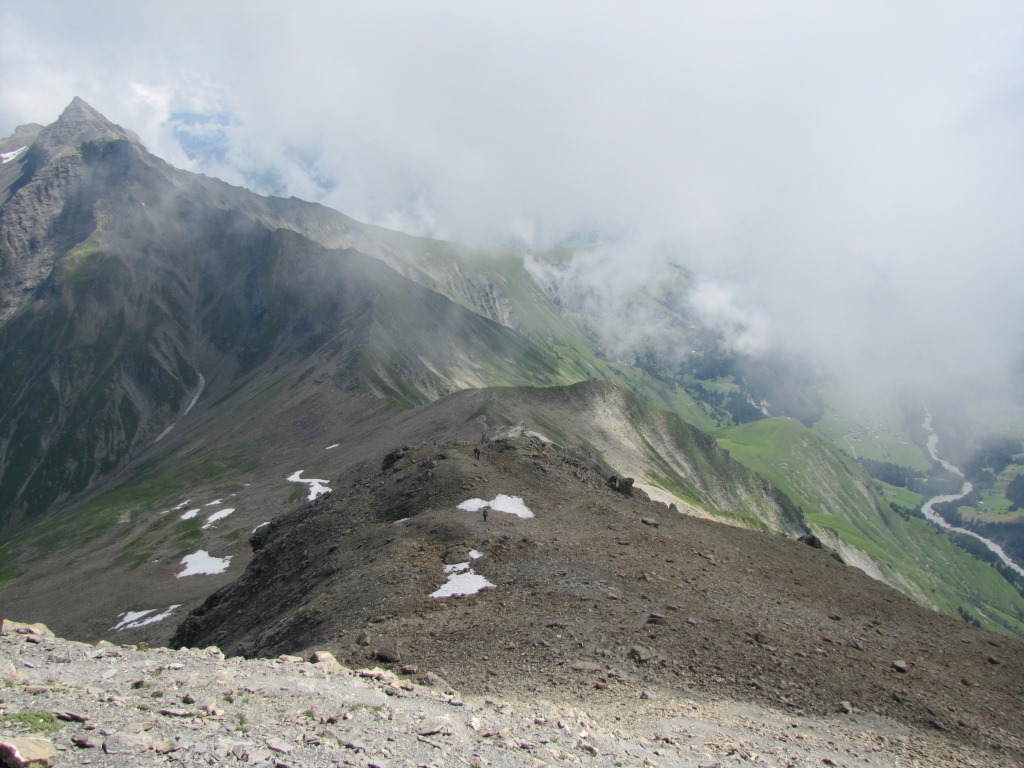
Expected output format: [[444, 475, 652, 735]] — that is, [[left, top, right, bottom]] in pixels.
[[60, 96, 109, 125], [0, 98, 137, 325], [11, 123, 43, 137], [31, 96, 134, 158]]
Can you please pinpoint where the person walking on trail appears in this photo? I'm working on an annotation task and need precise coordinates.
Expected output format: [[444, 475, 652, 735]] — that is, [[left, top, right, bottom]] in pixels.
[[482, 506, 489, 522]]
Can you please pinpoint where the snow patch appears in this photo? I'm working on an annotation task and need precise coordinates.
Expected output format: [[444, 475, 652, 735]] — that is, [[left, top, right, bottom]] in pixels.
[[177, 550, 232, 577], [1, 146, 27, 163], [288, 470, 331, 500], [113, 605, 181, 631], [205, 499, 223, 506], [431, 570, 495, 598], [179, 509, 200, 520], [113, 609, 153, 629], [431, 552, 495, 598], [458, 494, 534, 518], [202, 508, 235, 529], [253, 522, 270, 533], [326, 443, 339, 450]]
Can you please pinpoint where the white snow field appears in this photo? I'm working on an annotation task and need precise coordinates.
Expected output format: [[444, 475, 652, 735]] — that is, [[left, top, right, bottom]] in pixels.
[[202, 508, 235, 529], [177, 550, 232, 578], [457, 494, 534, 518], [430, 550, 494, 598], [1, 146, 26, 163]]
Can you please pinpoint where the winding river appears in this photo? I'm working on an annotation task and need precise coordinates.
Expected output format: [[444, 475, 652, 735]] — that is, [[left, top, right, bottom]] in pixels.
[[920, 409, 1024, 578]]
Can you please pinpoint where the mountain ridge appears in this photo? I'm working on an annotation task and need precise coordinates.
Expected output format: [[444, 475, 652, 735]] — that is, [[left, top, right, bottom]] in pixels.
[[168, 429, 1024, 759], [2, 97, 1024, 764], [0, 101, 602, 540], [2, 97, 1023, 659]]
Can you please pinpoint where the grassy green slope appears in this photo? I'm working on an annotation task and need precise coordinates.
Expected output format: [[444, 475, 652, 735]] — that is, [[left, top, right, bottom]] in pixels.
[[718, 417, 1024, 639], [811, 386, 931, 470]]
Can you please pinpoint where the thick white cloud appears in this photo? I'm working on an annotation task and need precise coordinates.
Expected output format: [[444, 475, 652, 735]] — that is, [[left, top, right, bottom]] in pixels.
[[2, 1, 1024, 399]]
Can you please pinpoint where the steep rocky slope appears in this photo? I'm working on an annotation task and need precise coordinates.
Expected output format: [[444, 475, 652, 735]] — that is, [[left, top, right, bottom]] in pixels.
[[169, 431, 1024, 761]]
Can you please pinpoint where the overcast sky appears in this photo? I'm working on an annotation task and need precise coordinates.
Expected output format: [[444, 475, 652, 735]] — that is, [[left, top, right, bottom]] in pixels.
[[3, 1, 1024, 403]]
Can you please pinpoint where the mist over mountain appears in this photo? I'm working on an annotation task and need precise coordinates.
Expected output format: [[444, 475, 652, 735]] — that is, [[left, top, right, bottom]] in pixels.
[[6, 3, 1023, 425], [2, 98, 1024, 764]]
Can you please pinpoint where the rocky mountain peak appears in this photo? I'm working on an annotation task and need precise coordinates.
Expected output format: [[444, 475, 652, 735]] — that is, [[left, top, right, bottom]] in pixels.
[[59, 96, 119, 131], [30, 97, 134, 159]]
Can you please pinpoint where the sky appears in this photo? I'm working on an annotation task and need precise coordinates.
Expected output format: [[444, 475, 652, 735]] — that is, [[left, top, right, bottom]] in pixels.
[[3, 1, 1024, 405]]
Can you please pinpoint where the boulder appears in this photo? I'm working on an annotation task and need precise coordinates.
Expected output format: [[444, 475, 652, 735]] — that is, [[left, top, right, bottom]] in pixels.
[[0, 737, 57, 767], [0, 620, 54, 637], [607, 475, 635, 496], [310, 650, 339, 665], [628, 646, 655, 664], [375, 641, 402, 663]]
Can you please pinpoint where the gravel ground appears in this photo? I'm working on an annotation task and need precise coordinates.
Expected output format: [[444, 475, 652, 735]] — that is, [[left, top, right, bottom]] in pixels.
[[1, 619, 1005, 767]]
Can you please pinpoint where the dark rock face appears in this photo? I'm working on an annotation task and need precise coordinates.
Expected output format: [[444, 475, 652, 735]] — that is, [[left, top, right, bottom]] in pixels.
[[797, 533, 845, 564], [607, 475, 635, 496], [381, 446, 411, 472], [1, 98, 137, 323]]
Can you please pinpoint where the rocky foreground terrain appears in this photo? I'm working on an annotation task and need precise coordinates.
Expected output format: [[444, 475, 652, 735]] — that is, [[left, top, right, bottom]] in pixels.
[[5, 430, 1014, 767], [0, 618, 1011, 768], [165, 431, 1024, 763]]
